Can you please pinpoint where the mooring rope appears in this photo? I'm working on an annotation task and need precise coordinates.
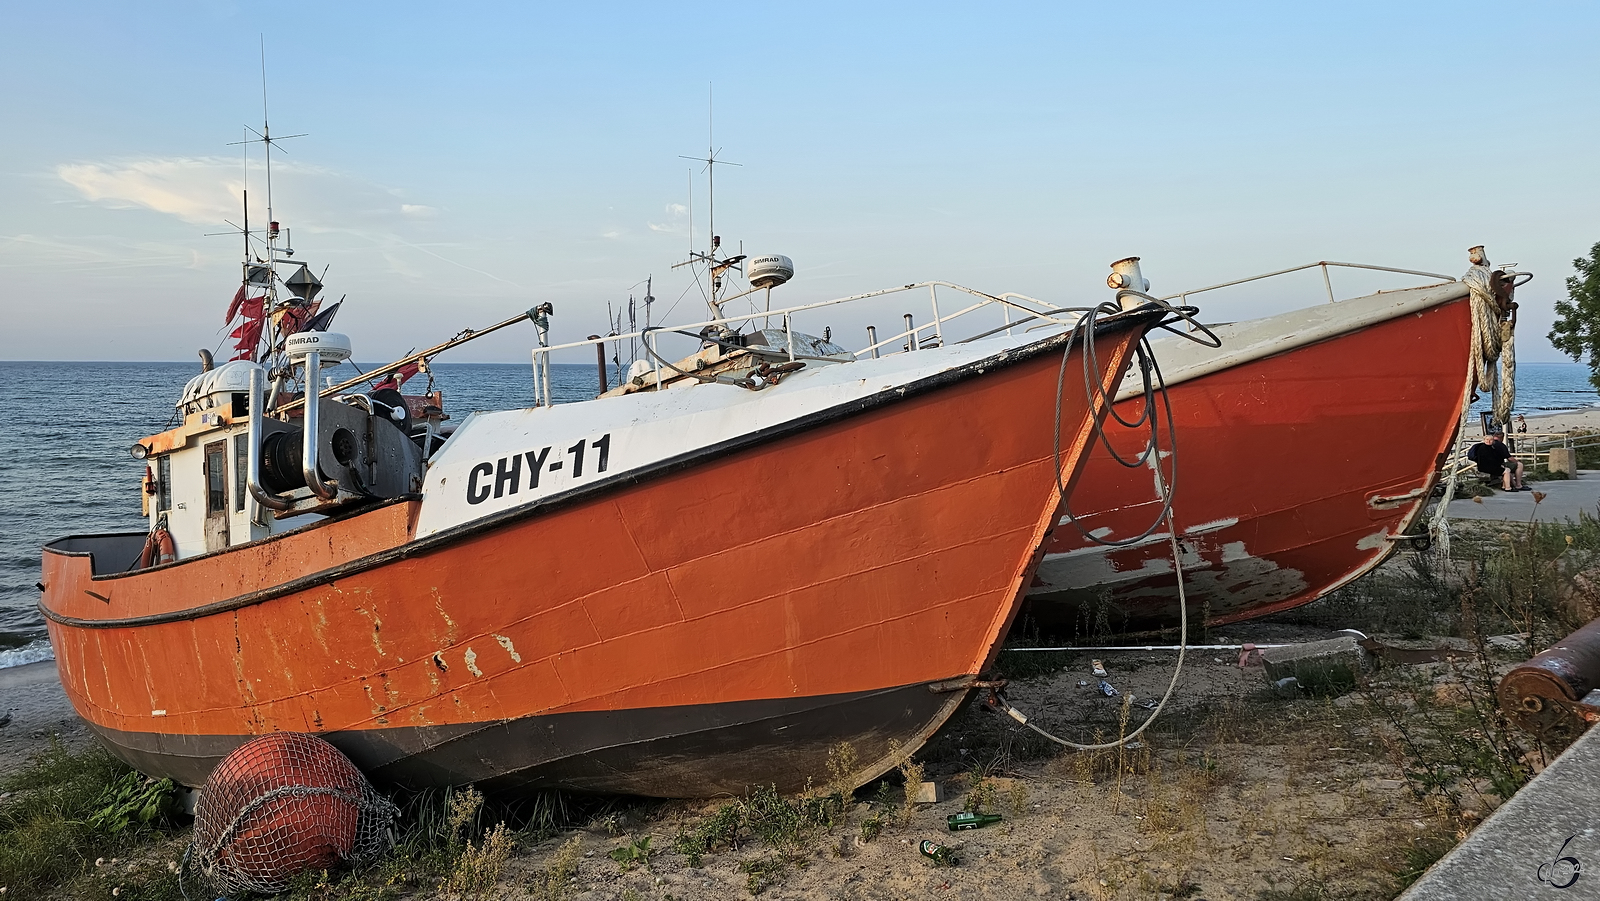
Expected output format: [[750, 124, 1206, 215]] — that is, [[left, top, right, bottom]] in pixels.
[[1431, 258, 1525, 559], [994, 296, 1215, 750]]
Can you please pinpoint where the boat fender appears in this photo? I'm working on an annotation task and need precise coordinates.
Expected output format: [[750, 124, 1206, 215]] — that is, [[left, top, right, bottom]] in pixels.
[[137, 525, 177, 569]]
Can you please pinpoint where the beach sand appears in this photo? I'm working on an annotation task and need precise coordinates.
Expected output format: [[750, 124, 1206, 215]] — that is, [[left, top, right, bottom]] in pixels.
[[0, 660, 91, 780], [1519, 408, 1600, 434]]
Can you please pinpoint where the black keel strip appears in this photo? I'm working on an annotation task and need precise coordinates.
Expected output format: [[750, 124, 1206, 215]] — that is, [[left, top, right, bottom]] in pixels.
[[83, 680, 968, 797]]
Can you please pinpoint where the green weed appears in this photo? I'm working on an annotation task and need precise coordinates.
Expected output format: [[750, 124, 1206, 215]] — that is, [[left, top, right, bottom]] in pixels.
[[606, 834, 653, 870], [0, 741, 185, 897]]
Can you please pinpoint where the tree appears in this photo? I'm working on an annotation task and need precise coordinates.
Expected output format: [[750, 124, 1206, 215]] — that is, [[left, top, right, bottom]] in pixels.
[[1549, 241, 1600, 391]]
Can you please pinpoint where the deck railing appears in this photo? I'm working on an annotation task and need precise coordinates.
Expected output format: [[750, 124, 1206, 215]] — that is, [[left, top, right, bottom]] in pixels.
[[527, 281, 1089, 407], [1443, 429, 1600, 483]]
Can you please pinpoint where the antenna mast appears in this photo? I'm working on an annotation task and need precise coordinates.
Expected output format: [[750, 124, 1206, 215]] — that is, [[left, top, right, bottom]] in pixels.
[[227, 38, 306, 396], [672, 85, 744, 320]]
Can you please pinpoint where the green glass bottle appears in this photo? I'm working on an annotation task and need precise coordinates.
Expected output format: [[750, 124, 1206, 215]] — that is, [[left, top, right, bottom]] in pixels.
[[919, 839, 957, 866], [946, 811, 1003, 831]]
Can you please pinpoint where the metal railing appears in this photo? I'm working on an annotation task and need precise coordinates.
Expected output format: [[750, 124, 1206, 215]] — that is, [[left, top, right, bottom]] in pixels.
[[1443, 430, 1600, 481], [1159, 261, 1456, 310], [529, 281, 1083, 407]]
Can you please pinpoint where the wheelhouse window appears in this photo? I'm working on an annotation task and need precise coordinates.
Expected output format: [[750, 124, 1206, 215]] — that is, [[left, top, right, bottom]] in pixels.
[[234, 434, 248, 512], [205, 442, 227, 515], [157, 456, 172, 513]]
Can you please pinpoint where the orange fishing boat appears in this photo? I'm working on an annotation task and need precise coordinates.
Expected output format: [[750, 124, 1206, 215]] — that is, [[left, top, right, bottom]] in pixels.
[[1024, 251, 1528, 634], [38, 198, 1181, 795]]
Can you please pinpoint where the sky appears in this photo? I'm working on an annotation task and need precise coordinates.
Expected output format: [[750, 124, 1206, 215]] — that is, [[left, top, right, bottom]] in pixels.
[[2, 2, 1597, 366]]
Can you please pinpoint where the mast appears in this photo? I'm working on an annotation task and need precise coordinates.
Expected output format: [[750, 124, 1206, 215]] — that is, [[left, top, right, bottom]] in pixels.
[[673, 87, 743, 321], [227, 38, 305, 404]]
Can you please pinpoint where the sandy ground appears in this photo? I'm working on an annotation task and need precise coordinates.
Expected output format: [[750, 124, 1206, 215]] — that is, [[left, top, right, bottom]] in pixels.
[[1517, 408, 1600, 434], [0, 660, 90, 781], [485, 618, 1452, 901], [1, 621, 1452, 901]]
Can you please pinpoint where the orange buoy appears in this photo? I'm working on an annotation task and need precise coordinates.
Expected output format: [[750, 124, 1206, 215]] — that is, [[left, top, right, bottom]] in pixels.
[[193, 733, 366, 892], [136, 527, 176, 569]]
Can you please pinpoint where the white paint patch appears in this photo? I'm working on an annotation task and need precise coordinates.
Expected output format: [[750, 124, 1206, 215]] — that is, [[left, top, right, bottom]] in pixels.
[[464, 647, 483, 677], [1031, 534, 1309, 619], [1041, 533, 1171, 563], [493, 634, 522, 663], [1182, 518, 1239, 536], [151, 709, 167, 716], [1090, 527, 1114, 539], [1356, 529, 1391, 551]]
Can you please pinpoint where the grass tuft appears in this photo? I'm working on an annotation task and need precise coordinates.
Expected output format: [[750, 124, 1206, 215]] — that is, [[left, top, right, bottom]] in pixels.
[[0, 741, 185, 897]]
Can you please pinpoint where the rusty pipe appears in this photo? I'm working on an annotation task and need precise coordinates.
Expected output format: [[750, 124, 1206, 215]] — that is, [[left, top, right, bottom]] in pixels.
[[1498, 616, 1600, 742]]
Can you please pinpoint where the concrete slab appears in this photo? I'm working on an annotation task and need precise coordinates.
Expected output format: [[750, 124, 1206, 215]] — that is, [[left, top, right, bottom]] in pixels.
[[1260, 635, 1369, 693], [1449, 470, 1600, 524], [1401, 723, 1600, 899]]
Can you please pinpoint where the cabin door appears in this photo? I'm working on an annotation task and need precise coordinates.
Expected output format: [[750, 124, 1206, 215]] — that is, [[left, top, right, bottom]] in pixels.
[[203, 440, 231, 552]]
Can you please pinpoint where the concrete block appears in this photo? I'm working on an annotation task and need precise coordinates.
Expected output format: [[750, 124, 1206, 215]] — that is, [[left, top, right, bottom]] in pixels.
[[913, 781, 944, 804], [1260, 636, 1370, 695], [1549, 447, 1578, 476]]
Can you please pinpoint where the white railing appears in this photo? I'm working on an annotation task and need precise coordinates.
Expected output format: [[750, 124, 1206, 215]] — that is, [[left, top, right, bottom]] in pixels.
[[528, 281, 1088, 407], [527, 260, 1457, 405], [1159, 261, 1456, 308]]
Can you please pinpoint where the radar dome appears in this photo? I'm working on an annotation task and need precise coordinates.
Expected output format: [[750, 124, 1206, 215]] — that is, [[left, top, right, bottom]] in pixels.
[[747, 254, 794, 289], [286, 331, 353, 364]]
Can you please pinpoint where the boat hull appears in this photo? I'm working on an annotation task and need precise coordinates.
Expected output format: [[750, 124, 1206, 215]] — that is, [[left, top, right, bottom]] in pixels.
[[1024, 294, 1472, 634], [42, 313, 1153, 796]]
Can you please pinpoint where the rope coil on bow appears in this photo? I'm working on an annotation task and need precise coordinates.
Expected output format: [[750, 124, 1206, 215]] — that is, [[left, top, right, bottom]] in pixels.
[[993, 295, 1217, 750], [1428, 252, 1530, 560]]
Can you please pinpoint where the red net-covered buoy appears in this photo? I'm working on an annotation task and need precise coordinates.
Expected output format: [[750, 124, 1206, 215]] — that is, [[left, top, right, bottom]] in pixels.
[[188, 733, 396, 895]]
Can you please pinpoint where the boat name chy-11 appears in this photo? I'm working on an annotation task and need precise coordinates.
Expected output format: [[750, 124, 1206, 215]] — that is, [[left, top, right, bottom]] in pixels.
[[465, 434, 615, 503]]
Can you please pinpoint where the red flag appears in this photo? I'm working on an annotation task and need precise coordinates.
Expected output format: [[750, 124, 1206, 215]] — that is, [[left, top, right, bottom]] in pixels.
[[230, 319, 264, 357], [374, 360, 422, 392], [225, 285, 247, 322], [277, 305, 310, 336]]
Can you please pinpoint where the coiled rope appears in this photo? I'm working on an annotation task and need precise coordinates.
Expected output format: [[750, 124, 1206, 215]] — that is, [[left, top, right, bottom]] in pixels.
[[990, 296, 1217, 750], [1429, 261, 1529, 559]]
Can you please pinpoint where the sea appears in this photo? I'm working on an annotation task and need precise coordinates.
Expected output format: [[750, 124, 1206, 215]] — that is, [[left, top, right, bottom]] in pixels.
[[2, 359, 1597, 670]]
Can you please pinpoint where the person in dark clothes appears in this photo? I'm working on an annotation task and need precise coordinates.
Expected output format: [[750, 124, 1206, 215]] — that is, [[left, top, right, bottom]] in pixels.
[[1467, 430, 1526, 491]]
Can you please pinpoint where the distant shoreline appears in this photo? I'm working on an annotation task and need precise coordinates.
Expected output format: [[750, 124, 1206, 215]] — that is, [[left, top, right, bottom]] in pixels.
[[1519, 408, 1600, 433]]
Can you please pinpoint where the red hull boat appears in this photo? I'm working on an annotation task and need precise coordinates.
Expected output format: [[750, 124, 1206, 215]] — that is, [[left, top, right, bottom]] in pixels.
[[1025, 257, 1524, 634], [41, 261, 1167, 795]]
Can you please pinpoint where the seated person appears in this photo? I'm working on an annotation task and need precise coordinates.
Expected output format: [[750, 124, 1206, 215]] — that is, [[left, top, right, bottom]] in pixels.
[[1467, 430, 1526, 491]]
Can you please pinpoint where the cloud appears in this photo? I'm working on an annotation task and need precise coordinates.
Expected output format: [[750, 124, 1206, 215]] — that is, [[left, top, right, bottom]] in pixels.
[[648, 202, 689, 234], [0, 233, 204, 272], [57, 157, 243, 225], [51, 155, 518, 289]]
